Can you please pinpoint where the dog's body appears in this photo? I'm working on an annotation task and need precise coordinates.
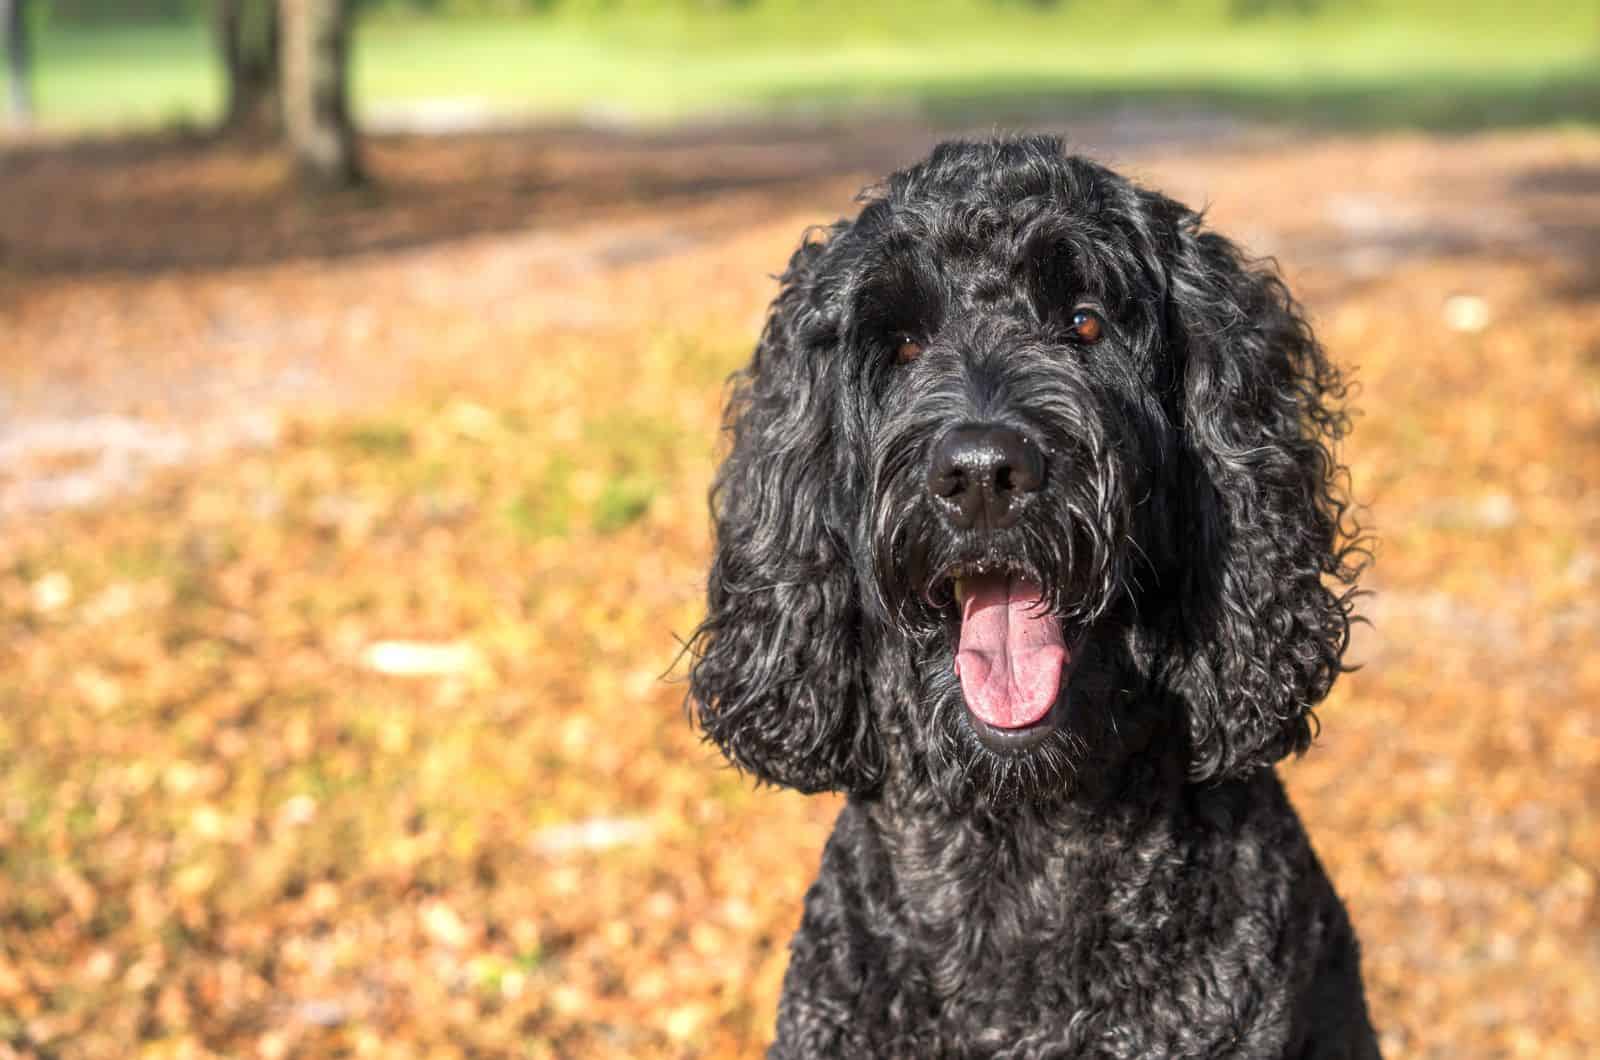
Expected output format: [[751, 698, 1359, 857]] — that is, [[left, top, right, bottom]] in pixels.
[[691, 137, 1379, 1058], [777, 772, 1372, 1058]]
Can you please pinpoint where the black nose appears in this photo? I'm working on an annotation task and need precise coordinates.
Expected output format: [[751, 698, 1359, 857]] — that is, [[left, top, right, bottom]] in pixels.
[[927, 424, 1044, 531]]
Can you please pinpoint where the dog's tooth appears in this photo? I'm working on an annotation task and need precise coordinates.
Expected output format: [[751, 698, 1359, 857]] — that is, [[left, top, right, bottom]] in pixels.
[[954, 578, 967, 607]]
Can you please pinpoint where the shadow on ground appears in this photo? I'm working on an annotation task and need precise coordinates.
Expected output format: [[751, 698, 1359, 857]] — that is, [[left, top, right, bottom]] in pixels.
[[4, 60, 1598, 277], [4, 90, 1600, 303], [0, 124, 887, 275], [0, 106, 1287, 277], [1513, 162, 1600, 301]]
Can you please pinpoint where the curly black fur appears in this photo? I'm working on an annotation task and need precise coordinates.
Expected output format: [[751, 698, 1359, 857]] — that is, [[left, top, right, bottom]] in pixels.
[[689, 136, 1378, 1058]]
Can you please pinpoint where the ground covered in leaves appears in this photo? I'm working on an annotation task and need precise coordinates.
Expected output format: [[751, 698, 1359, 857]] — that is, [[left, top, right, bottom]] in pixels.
[[1, 120, 1598, 1057]]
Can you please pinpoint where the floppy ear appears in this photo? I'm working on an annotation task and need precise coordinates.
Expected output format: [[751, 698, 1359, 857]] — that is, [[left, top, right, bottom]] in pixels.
[[1161, 205, 1363, 783], [688, 233, 883, 794]]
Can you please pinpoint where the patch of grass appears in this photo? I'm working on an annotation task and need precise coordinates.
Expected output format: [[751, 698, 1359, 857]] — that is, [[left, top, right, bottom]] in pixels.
[[107, 540, 180, 582], [585, 411, 686, 475], [594, 474, 658, 534], [25, 1, 1600, 133], [338, 420, 414, 459], [503, 422, 668, 538], [504, 456, 576, 541]]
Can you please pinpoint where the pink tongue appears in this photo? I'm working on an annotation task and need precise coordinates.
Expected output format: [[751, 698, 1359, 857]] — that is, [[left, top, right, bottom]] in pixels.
[[955, 576, 1067, 729]]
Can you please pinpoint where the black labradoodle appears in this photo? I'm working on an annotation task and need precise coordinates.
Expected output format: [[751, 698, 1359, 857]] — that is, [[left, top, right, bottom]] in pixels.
[[690, 135, 1380, 1059]]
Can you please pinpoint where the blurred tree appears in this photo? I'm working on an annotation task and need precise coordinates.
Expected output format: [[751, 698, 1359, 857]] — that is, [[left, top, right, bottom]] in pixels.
[[217, 0, 280, 134], [2, 0, 30, 126], [279, 0, 363, 188]]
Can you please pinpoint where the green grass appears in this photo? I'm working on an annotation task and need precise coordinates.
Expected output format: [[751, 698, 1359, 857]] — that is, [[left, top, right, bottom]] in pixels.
[[23, 0, 1600, 132]]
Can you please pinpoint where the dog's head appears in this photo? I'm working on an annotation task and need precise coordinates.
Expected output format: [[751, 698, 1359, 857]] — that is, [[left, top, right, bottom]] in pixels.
[[690, 136, 1361, 808]]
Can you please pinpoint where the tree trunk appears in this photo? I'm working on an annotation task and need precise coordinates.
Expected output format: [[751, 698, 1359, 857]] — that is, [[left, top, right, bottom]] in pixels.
[[217, 0, 280, 135], [279, 0, 362, 189], [2, 0, 30, 127]]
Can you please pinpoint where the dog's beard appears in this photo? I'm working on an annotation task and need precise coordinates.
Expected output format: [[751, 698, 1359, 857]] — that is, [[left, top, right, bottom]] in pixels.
[[868, 462, 1136, 810]]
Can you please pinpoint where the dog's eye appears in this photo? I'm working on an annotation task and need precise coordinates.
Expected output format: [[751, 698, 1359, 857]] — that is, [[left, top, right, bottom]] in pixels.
[[895, 336, 926, 364], [1069, 308, 1105, 344]]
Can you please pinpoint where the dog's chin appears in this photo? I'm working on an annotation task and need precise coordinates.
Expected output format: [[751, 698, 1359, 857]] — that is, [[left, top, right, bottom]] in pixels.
[[963, 690, 1065, 754], [941, 698, 1082, 810]]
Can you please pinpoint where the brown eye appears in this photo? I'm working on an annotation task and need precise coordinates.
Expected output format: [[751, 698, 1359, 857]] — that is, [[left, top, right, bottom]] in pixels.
[[895, 336, 926, 364], [1069, 308, 1105, 344]]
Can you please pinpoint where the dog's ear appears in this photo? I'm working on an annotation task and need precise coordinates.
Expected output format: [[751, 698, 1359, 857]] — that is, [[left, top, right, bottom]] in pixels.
[[1158, 204, 1363, 783], [688, 232, 883, 794]]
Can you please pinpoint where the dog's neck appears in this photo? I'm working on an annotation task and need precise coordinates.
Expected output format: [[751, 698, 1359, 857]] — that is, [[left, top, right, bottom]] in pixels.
[[860, 739, 1240, 999], [869, 735, 1190, 874]]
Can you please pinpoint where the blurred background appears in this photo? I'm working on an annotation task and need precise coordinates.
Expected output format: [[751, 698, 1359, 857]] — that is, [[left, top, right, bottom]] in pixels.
[[1, 1, 1597, 1057]]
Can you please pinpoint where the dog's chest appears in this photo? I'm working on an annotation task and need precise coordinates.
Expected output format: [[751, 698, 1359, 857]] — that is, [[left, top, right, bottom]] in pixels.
[[890, 867, 1241, 1054], [829, 801, 1305, 1057]]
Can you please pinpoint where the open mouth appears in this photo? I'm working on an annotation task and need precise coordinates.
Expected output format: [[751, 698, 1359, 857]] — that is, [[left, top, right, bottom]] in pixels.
[[934, 560, 1071, 752]]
